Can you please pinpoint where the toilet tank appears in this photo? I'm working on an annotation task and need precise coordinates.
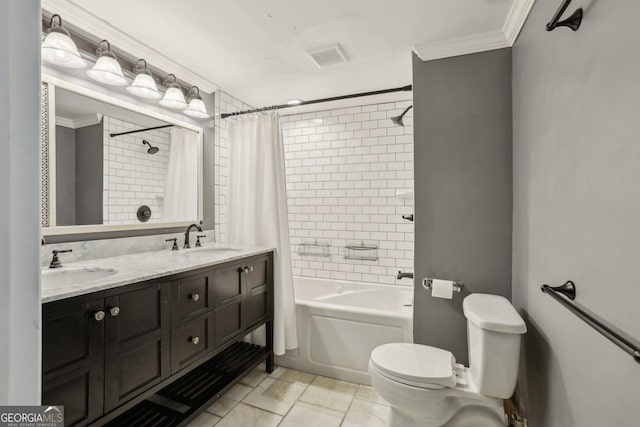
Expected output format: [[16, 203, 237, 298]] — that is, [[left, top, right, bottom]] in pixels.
[[463, 294, 527, 399]]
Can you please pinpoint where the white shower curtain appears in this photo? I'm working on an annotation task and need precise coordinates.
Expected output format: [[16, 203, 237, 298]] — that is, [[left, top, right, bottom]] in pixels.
[[163, 128, 199, 222], [228, 113, 298, 355]]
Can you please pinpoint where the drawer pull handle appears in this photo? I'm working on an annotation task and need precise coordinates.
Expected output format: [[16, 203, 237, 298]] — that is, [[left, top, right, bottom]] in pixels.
[[189, 293, 200, 302], [190, 336, 200, 345], [244, 266, 254, 274], [93, 311, 105, 321], [109, 307, 120, 317]]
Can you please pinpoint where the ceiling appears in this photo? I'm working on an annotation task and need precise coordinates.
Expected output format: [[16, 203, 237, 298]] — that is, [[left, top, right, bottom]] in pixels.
[[43, 0, 533, 107]]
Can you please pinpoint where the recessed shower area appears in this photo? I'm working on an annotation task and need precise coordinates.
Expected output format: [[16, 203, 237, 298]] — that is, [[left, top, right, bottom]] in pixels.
[[216, 94, 415, 286], [282, 100, 415, 286]]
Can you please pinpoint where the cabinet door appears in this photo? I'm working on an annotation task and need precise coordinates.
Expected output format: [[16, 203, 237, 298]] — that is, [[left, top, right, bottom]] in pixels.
[[243, 254, 272, 329], [42, 298, 105, 426], [246, 255, 271, 292], [214, 302, 243, 347], [214, 262, 244, 307], [103, 281, 170, 412]]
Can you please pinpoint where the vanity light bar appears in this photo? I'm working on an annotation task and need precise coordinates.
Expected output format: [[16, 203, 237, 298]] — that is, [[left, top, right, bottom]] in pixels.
[[40, 11, 201, 108]]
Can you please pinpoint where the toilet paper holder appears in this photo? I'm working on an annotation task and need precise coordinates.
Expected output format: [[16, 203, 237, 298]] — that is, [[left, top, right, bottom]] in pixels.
[[422, 278, 464, 293]]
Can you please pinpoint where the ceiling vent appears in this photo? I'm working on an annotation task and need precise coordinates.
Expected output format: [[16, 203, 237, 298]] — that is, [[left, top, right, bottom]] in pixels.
[[306, 44, 349, 68]]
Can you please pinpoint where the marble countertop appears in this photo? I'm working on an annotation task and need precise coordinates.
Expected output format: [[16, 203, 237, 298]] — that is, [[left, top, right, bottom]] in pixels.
[[41, 244, 275, 303]]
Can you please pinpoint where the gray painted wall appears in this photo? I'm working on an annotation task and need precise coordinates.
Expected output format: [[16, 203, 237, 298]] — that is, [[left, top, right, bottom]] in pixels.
[[412, 49, 512, 364], [512, 1, 640, 425], [0, 0, 42, 404], [55, 126, 76, 225], [75, 121, 103, 225]]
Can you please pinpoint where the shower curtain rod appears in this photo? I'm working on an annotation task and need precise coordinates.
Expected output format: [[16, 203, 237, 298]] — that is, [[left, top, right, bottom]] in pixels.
[[220, 84, 412, 119], [110, 124, 174, 138]]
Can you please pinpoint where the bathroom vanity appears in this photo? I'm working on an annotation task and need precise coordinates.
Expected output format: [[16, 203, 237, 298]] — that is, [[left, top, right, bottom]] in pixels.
[[41, 247, 274, 427]]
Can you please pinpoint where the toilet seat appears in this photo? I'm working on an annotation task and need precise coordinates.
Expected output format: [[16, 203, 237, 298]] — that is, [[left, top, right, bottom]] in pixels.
[[370, 343, 457, 389]]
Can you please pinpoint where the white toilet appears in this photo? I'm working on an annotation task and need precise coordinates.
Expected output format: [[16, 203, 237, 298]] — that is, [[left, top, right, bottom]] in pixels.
[[368, 293, 526, 427]]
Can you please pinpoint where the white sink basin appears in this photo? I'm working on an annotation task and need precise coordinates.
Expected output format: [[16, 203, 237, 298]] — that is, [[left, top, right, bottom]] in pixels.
[[42, 267, 118, 288], [179, 247, 242, 256]]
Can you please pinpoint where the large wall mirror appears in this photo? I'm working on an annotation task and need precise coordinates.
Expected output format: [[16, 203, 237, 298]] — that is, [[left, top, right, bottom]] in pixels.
[[41, 76, 204, 237]]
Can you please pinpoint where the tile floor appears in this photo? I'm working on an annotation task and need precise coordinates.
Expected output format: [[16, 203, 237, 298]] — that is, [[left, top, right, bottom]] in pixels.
[[186, 364, 391, 427]]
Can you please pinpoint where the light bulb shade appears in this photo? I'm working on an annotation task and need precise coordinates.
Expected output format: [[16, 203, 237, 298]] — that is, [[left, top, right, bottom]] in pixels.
[[127, 72, 162, 99], [184, 98, 209, 118], [42, 30, 86, 69], [87, 53, 127, 86], [159, 86, 188, 109]]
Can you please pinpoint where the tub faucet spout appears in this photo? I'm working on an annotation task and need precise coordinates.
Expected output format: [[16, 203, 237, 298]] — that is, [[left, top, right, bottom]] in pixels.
[[397, 271, 413, 280]]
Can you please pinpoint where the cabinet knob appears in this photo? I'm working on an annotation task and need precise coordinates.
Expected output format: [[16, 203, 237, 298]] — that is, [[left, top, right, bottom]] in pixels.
[[93, 311, 105, 321], [244, 266, 253, 274], [109, 307, 120, 317], [190, 336, 200, 345], [189, 293, 200, 302]]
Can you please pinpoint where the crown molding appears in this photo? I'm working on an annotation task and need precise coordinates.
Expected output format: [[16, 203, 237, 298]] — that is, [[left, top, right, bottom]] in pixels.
[[414, 30, 510, 62], [55, 114, 102, 129], [504, 0, 536, 45], [413, 0, 535, 61], [42, 0, 219, 94]]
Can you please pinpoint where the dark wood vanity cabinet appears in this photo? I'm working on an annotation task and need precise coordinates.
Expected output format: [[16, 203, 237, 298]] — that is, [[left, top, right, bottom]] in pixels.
[[42, 251, 274, 427], [42, 280, 170, 426]]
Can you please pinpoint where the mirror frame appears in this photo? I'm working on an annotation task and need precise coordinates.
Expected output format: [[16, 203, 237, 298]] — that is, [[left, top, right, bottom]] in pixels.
[[41, 74, 205, 237]]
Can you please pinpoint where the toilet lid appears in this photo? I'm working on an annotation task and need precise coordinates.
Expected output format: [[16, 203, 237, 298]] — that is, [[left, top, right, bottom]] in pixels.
[[370, 343, 457, 389]]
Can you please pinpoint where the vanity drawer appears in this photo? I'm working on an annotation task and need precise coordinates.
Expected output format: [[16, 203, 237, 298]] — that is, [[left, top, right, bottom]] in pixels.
[[171, 313, 213, 373], [172, 272, 213, 326]]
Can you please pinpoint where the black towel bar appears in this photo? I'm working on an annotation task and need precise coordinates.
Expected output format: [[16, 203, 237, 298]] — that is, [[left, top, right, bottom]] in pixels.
[[541, 282, 640, 364]]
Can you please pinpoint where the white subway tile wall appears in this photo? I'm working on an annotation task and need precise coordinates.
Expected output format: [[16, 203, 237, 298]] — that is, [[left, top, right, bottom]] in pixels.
[[103, 116, 171, 225], [214, 94, 414, 286], [281, 101, 414, 286], [214, 91, 254, 243]]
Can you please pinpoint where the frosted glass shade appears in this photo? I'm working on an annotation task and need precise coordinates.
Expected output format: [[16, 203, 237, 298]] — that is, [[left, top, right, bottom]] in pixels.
[[159, 86, 188, 110], [41, 31, 86, 69], [127, 72, 162, 100], [87, 55, 128, 86], [184, 98, 209, 118]]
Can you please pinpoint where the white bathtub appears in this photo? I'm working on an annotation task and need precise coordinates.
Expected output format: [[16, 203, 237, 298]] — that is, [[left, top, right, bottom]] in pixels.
[[275, 276, 413, 385]]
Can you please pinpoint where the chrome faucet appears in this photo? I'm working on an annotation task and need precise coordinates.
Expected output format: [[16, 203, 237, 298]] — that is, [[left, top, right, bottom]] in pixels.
[[184, 223, 203, 248]]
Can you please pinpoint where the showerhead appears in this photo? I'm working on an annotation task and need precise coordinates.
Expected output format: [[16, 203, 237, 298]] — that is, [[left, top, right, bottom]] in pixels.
[[390, 105, 413, 127], [142, 140, 159, 154]]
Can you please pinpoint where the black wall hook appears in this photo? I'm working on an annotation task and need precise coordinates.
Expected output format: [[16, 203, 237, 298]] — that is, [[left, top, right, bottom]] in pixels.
[[546, 0, 583, 31]]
